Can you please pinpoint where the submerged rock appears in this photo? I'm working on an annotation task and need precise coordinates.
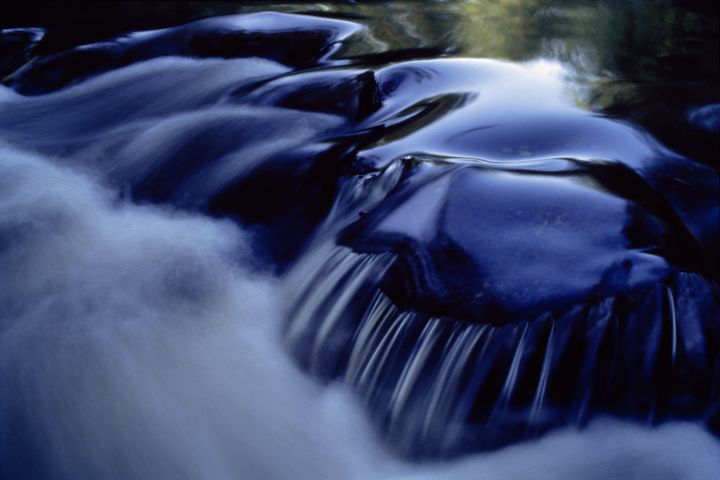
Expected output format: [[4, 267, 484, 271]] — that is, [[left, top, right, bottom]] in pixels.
[[5, 12, 361, 94], [341, 159, 683, 322], [0, 9, 717, 462], [284, 155, 719, 458], [278, 52, 719, 459], [0, 28, 43, 78]]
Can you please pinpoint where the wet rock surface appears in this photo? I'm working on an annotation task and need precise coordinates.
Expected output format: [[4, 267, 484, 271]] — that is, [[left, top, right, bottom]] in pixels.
[[1, 7, 718, 461]]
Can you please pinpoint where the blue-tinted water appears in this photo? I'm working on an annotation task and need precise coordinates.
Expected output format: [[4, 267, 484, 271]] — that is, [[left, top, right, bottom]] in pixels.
[[1, 2, 718, 479]]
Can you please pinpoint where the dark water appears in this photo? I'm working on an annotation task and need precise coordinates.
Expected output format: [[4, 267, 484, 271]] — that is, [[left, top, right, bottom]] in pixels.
[[1, 2, 718, 478]]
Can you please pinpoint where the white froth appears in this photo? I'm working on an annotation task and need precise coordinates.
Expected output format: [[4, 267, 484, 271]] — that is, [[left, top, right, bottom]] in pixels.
[[1, 144, 718, 479]]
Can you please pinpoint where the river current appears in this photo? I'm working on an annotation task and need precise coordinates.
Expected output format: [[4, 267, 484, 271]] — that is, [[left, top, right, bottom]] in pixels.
[[1, 3, 718, 479]]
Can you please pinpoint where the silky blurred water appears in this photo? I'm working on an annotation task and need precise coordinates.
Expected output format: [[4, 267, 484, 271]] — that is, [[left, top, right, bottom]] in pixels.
[[1, 2, 718, 479], [1, 143, 718, 479]]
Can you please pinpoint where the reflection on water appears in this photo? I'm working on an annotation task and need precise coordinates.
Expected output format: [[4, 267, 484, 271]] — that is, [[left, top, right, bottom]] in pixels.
[[4, 0, 717, 164], [1, 1, 718, 478]]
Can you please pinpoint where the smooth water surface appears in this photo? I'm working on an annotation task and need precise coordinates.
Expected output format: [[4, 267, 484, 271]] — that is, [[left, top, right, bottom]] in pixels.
[[1, 1, 718, 478]]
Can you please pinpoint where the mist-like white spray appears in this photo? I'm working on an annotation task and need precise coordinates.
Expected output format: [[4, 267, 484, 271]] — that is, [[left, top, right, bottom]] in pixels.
[[1, 144, 718, 480]]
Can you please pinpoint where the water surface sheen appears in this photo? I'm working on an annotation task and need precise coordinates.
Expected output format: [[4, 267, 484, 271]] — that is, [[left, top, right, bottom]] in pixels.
[[1, 0, 718, 468]]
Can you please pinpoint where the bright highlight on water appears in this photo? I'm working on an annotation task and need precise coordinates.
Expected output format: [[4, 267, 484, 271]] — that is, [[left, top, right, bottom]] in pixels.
[[1, 2, 718, 479]]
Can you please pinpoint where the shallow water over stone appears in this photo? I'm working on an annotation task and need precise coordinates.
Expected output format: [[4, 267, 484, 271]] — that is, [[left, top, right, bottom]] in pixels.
[[1, 2, 718, 477]]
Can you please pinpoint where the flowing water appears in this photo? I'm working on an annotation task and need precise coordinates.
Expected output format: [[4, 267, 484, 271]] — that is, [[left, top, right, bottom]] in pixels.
[[1, 2, 719, 479]]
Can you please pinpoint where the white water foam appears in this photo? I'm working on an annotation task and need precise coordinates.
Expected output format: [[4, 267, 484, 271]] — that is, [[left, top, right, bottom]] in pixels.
[[1, 144, 718, 479], [0, 144, 385, 480]]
